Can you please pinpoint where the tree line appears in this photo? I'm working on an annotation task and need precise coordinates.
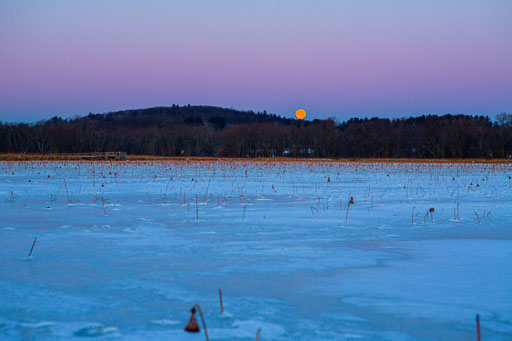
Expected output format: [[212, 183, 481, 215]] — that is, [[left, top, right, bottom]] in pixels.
[[1, 106, 511, 158]]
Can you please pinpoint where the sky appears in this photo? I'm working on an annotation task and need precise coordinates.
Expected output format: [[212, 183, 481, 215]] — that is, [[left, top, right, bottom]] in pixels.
[[0, 0, 511, 122]]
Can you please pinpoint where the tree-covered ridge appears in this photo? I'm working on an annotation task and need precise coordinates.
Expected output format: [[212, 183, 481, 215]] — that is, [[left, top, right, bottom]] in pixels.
[[84, 105, 291, 126], [1, 106, 511, 158]]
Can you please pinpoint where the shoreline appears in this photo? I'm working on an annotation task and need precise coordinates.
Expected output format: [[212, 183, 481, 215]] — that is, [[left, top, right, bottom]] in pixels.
[[0, 153, 511, 164]]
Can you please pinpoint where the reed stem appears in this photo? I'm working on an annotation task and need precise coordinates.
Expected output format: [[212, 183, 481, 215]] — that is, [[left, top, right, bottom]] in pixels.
[[28, 237, 37, 257]]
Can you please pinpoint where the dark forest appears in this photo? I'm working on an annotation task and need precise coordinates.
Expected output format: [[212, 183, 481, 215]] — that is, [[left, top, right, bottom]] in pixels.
[[1, 106, 511, 158]]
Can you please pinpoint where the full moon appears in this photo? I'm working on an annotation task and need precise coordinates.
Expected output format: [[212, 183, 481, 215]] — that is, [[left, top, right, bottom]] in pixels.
[[295, 109, 306, 119]]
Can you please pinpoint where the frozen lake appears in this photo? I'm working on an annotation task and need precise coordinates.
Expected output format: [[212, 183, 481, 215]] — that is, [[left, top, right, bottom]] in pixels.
[[0, 160, 511, 340]]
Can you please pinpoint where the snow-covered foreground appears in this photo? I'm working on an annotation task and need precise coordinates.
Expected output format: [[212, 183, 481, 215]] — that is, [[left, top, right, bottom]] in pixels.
[[0, 160, 511, 340]]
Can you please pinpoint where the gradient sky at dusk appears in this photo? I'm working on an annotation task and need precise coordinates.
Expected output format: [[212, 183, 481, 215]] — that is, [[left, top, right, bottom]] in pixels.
[[1, 0, 511, 122]]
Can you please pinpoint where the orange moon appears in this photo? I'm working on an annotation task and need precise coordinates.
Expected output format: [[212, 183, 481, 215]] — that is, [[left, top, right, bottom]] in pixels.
[[295, 109, 306, 119]]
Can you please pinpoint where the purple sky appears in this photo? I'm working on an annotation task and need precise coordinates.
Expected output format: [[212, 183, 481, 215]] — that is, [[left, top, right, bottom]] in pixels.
[[1, 0, 511, 122]]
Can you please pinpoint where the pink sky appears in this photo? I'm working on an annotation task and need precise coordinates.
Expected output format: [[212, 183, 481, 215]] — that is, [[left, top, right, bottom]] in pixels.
[[1, 0, 511, 121]]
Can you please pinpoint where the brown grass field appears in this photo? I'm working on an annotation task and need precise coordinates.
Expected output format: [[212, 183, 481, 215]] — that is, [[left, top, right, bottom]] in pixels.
[[0, 153, 511, 164]]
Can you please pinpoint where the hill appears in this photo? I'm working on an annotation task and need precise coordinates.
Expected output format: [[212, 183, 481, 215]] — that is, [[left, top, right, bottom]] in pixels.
[[80, 105, 294, 130]]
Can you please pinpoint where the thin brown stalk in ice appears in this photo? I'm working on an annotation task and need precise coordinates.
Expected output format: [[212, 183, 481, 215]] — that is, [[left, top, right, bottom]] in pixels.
[[102, 197, 106, 215], [195, 194, 199, 221], [219, 288, 223, 313], [63, 178, 70, 204], [94, 195, 108, 215], [195, 304, 209, 341], [476, 314, 481, 341], [256, 327, 262, 341], [203, 179, 211, 202], [345, 196, 353, 222], [28, 237, 37, 257]]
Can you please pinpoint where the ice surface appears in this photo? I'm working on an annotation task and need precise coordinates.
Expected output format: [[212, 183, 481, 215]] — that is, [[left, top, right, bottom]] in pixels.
[[0, 161, 511, 340]]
